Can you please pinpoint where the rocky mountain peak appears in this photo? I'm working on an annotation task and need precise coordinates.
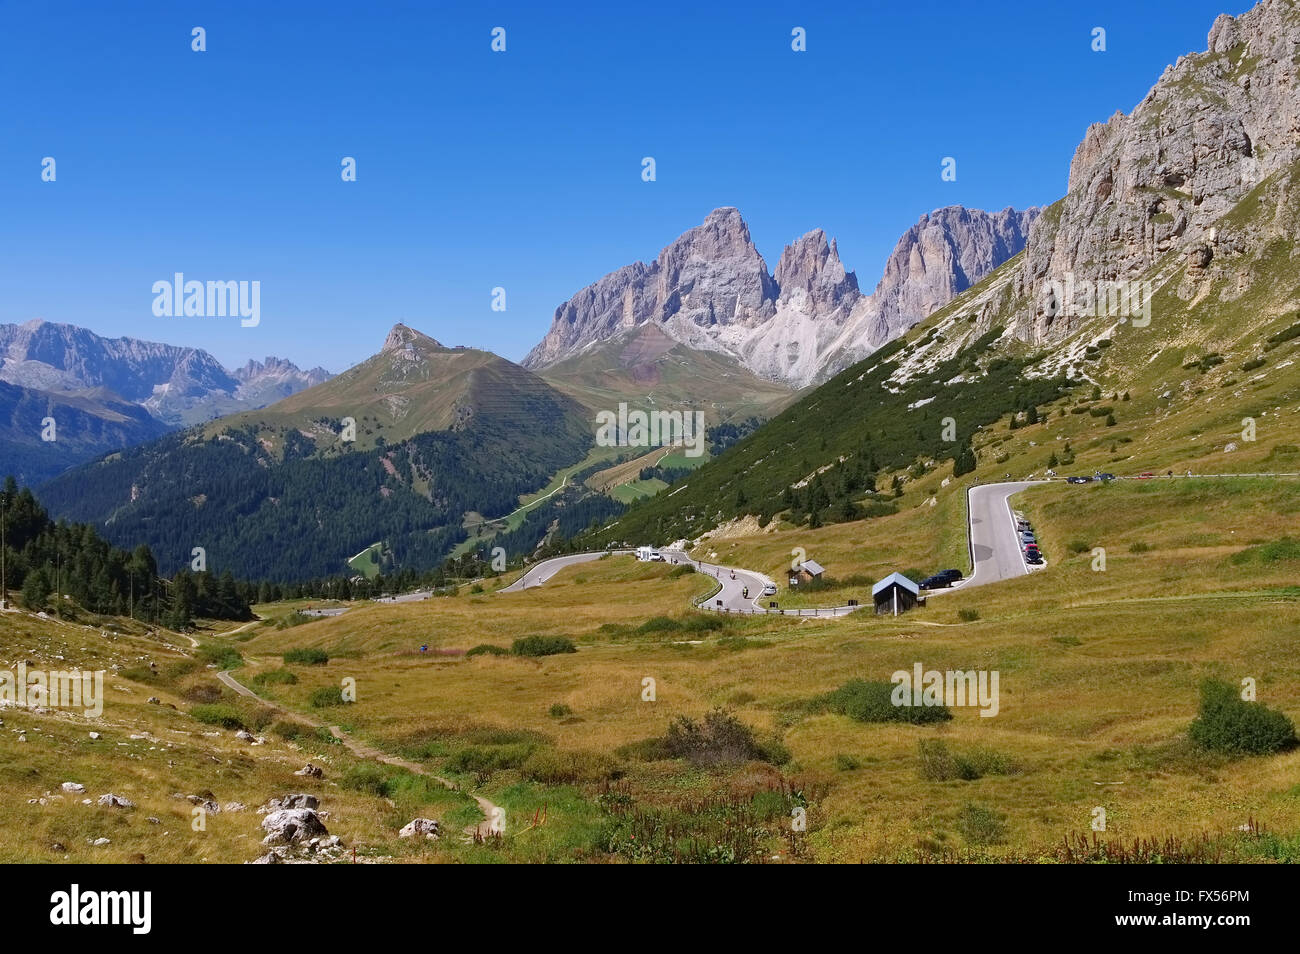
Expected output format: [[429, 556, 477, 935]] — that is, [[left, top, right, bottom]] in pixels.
[[1018, 0, 1300, 343], [774, 229, 860, 313], [382, 323, 443, 354], [525, 202, 1038, 385]]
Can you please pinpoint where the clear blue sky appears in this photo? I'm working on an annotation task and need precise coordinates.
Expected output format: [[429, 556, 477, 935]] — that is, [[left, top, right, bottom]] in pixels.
[[0, 0, 1250, 372]]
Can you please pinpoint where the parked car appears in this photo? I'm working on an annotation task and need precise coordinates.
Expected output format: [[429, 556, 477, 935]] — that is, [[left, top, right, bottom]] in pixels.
[[1138, 472, 1155, 479], [762, 583, 777, 597], [919, 569, 963, 590], [1025, 551, 1044, 565], [1020, 531, 1037, 542], [1066, 476, 1092, 484], [1097, 472, 1116, 481]]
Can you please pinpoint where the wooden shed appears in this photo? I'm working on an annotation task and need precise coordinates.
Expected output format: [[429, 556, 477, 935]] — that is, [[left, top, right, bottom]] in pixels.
[[872, 572, 922, 616], [797, 559, 825, 581]]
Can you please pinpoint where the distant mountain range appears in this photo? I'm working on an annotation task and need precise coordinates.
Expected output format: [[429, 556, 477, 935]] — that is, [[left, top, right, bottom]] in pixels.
[[0, 320, 331, 426], [524, 204, 1038, 387], [0, 319, 332, 484], [41, 324, 593, 579]]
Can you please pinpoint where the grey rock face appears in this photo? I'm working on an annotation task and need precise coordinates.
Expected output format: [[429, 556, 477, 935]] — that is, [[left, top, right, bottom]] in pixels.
[[0, 319, 236, 402], [524, 207, 776, 370], [1014, 0, 1300, 343], [0, 319, 331, 427], [525, 206, 1035, 387], [819, 206, 1040, 379], [774, 230, 860, 314]]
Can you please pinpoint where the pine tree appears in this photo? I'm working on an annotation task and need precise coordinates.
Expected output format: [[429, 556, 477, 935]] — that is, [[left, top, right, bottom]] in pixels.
[[952, 442, 977, 477], [21, 567, 51, 611]]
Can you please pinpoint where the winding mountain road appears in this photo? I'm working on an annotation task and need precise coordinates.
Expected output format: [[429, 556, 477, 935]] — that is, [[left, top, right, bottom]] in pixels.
[[498, 481, 1045, 614]]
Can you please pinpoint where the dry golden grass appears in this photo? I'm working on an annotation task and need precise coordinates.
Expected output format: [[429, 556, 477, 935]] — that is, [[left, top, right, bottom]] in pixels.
[[5, 465, 1299, 863], [218, 478, 1300, 862]]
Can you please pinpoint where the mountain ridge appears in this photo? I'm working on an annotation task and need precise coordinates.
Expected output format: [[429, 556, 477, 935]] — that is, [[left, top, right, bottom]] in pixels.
[[0, 319, 331, 427], [524, 204, 1039, 387]]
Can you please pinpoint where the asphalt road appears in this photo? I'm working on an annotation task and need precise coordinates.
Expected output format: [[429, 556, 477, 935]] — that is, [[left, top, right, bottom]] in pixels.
[[497, 550, 632, 592], [664, 550, 776, 613], [498, 481, 1052, 612], [961, 480, 1047, 589]]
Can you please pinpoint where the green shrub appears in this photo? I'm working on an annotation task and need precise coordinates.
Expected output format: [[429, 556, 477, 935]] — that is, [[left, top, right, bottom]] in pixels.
[[1229, 537, 1300, 565], [661, 708, 774, 767], [681, 614, 726, 633], [520, 748, 622, 784], [251, 668, 298, 688], [270, 719, 312, 740], [834, 753, 861, 771], [957, 803, 1007, 844], [636, 616, 681, 634], [1068, 540, 1092, 554], [445, 743, 536, 775], [818, 679, 952, 725], [1188, 679, 1297, 755], [548, 703, 573, 718], [190, 703, 246, 729], [1264, 320, 1300, 349], [1241, 357, 1266, 371], [194, 644, 243, 670], [512, 635, 577, 657], [918, 740, 1016, 781], [957, 608, 980, 622], [309, 686, 348, 708], [283, 648, 330, 665], [615, 737, 672, 762], [466, 643, 510, 657], [667, 565, 695, 578], [341, 764, 389, 797], [1129, 541, 1152, 554]]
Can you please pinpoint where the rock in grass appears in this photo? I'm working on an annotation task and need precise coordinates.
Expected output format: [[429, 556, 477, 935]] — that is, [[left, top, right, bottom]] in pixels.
[[399, 818, 440, 840], [261, 807, 328, 846]]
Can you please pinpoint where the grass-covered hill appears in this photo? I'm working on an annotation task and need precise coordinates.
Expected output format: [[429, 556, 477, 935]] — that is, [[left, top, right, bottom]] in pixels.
[[39, 325, 594, 580], [540, 323, 795, 426]]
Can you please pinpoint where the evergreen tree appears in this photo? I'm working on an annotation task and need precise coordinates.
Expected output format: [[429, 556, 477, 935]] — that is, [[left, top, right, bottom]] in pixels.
[[21, 567, 50, 610]]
